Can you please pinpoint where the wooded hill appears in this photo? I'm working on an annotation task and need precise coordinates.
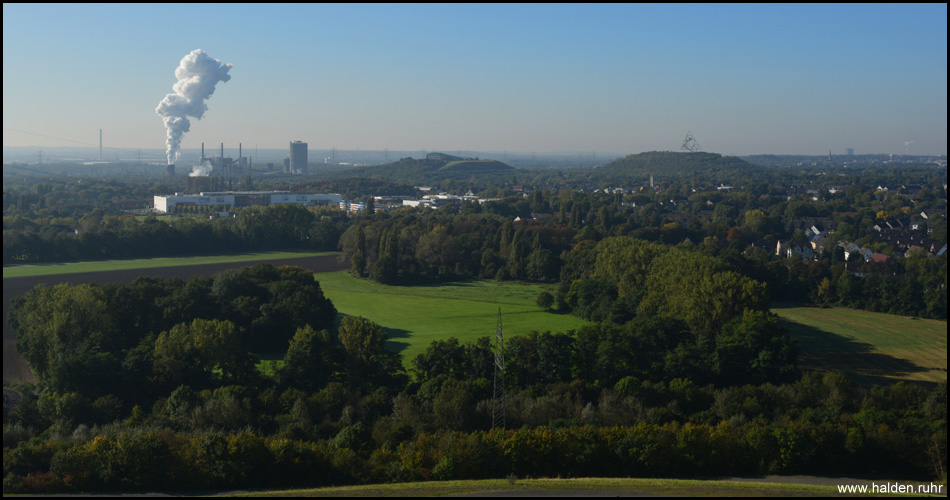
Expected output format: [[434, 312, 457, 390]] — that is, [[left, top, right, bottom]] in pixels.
[[439, 160, 514, 172], [322, 151, 766, 188], [588, 151, 765, 184], [322, 156, 514, 184]]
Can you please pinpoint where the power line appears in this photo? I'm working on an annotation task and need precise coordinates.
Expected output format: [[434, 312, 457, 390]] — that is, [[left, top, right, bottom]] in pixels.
[[4, 163, 76, 181], [492, 308, 505, 430], [4, 128, 166, 160]]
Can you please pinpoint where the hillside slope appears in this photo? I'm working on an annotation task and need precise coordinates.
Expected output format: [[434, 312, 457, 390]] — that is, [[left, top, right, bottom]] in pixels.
[[590, 151, 764, 184], [439, 159, 514, 172], [325, 156, 514, 184]]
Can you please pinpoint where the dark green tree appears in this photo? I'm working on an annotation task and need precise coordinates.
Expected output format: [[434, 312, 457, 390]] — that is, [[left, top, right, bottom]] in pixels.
[[714, 311, 799, 385], [351, 226, 367, 277], [280, 325, 338, 392], [338, 316, 405, 391]]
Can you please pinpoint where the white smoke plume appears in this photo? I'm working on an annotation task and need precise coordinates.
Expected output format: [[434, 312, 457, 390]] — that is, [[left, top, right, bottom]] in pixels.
[[155, 49, 232, 164], [190, 163, 213, 177]]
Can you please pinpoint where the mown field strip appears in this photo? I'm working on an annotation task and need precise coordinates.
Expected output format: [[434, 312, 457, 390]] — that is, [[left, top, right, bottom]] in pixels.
[[784, 308, 946, 362], [239, 476, 937, 497], [2, 251, 335, 278], [314, 271, 590, 366], [773, 304, 947, 384]]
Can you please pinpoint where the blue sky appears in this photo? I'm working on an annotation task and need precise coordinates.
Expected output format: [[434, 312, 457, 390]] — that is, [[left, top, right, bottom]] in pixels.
[[3, 3, 947, 156]]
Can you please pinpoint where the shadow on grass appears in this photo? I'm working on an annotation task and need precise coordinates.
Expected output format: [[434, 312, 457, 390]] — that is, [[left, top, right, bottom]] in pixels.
[[335, 312, 412, 354], [385, 339, 411, 354], [391, 277, 478, 289], [778, 316, 932, 386], [382, 327, 412, 355]]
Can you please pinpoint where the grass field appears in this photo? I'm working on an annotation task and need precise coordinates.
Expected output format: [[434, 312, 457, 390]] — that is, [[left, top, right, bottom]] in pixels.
[[2, 251, 335, 278], [314, 271, 590, 367], [772, 304, 947, 385], [235, 476, 944, 497]]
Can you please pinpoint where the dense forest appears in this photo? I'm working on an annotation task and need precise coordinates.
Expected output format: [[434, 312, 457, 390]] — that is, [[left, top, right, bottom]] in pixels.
[[4, 262, 947, 492]]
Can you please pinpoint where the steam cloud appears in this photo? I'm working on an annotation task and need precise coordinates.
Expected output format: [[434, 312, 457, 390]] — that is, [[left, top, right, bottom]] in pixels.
[[190, 163, 213, 177], [155, 49, 232, 164]]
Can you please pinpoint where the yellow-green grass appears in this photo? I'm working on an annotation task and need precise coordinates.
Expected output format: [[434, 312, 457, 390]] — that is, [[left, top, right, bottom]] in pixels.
[[772, 304, 947, 385], [2, 251, 336, 278], [314, 271, 590, 368], [231, 476, 944, 497]]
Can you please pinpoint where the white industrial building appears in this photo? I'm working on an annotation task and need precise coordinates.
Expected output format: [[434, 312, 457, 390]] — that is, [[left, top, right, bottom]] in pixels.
[[153, 191, 342, 213], [402, 194, 482, 208]]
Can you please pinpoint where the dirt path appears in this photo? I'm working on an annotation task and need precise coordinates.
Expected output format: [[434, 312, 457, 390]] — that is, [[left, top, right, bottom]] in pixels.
[[3, 254, 349, 384]]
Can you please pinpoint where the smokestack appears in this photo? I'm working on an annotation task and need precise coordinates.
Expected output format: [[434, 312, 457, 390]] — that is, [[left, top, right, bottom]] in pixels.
[[201, 142, 205, 162], [221, 143, 224, 159], [167, 164, 176, 176], [155, 49, 232, 164], [239, 143, 242, 160], [99, 129, 102, 161]]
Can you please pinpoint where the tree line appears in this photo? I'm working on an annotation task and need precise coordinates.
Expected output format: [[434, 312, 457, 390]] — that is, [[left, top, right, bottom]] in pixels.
[[4, 204, 347, 264], [341, 210, 570, 283]]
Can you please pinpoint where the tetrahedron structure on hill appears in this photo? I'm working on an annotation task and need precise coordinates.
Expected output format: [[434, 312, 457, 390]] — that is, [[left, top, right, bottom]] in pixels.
[[681, 131, 703, 153]]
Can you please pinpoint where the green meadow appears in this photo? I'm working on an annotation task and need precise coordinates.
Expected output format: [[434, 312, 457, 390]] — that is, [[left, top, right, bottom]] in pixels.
[[314, 271, 590, 367], [773, 304, 948, 384], [2, 251, 335, 278]]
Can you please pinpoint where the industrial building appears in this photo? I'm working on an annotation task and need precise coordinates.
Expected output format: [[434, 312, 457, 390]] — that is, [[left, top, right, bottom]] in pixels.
[[153, 191, 341, 213], [340, 201, 366, 213], [402, 193, 482, 208], [199, 143, 251, 177]]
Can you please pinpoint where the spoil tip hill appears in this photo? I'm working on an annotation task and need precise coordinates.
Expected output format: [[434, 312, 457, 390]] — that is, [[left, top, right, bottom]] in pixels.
[[324, 155, 515, 184], [590, 151, 764, 183]]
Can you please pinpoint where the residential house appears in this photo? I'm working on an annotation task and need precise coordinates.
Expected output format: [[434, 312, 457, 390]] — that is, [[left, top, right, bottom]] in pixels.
[[779, 241, 814, 260], [840, 242, 873, 262]]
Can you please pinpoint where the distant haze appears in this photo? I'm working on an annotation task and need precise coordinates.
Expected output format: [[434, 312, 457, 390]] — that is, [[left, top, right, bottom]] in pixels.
[[3, 4, 947, 156]]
